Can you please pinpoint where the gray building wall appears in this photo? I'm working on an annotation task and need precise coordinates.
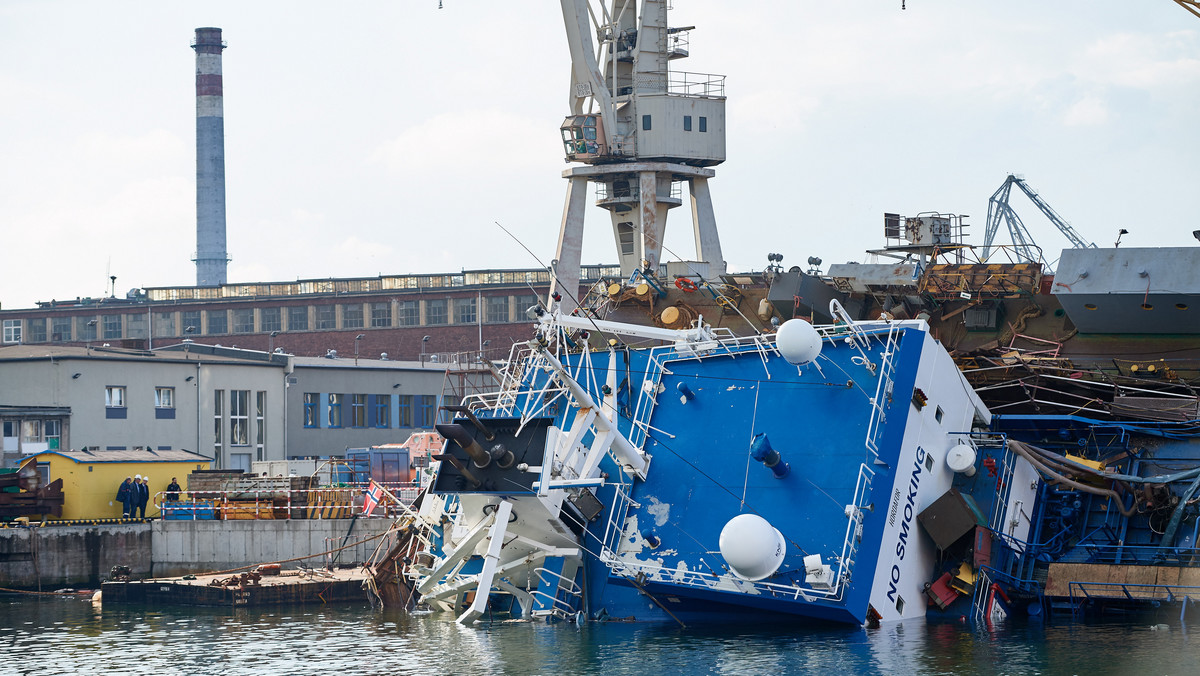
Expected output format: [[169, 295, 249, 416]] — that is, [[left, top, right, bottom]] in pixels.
[[284, 357, 448, 459]]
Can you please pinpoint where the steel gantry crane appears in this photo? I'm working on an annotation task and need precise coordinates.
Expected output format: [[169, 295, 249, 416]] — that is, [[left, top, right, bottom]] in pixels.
[[980, 174, 1095, 271]]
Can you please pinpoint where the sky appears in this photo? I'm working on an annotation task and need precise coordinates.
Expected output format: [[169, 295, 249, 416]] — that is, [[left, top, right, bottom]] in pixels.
[[2, 1, 1198, 310]]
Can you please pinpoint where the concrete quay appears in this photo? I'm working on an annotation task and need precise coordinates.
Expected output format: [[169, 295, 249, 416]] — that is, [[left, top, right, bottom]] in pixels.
[[0, 518, 395, 590]]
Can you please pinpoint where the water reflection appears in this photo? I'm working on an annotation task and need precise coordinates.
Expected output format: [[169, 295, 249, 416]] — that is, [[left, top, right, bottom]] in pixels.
[[0, 596, 1195, 675]]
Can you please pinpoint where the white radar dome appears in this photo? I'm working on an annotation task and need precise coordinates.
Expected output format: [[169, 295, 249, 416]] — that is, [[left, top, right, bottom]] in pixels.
[[776, 319, 822, 366], [946, 440, 978, 477], [719, 513, 786, 581]]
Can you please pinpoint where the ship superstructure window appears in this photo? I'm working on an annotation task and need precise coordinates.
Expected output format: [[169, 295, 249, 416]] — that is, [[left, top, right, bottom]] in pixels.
[[455, 297, 476, 324], [303, 393, 319, 428], [51, 317, 71, 342], [342, 303, 364, 329], [207, 310, 228, 334], [2, 319, 20, 344], [398, 301, 419, 327], [28, 318, 46, 343], [104, 314, 123, 339], [486, 296, 509, 324], [316, 305, 336, 330], [230, 390, 250, 446], [288, 306, 309, 331], [427, 299, 448, 326], [371, 303, 392, 328], [233, 308, 254, 333], [260, 307, 281, 333], [699, 116, 707, 132], [642, 115, 651, 131], [683, 115, 692, 131]]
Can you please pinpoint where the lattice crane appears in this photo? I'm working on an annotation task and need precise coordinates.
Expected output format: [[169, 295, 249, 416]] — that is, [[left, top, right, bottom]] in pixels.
[[981, 174, 1095, 270], [1177, 1, 1200, 19]]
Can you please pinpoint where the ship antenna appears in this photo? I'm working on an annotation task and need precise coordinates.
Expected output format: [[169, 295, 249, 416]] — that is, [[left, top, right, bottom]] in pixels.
[[494, 221, 614, 344]]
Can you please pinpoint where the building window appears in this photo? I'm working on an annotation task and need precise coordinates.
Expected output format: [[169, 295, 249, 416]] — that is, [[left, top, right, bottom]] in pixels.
[[328, 393, 343, 428], [51, 317, 72, 342], [22, 420, 42, 443], [44, 420, 61, 450], [515, 294, 538, 316], [426, 299, 448, 325], [233, 308, 255, 334], [260, 307, 282, 333], [351, 394, 367, 428], [230, 390, 250, 446], [207, 310, 228, 334], [486, 296, 509, 324], [371, 303, 391, 328], [398, 395, 413, 428], [106, 386, 126, 408], [683, 115, 692, 131], [214, 390, 223, 459], [76, 316, 97, 342], [316, 305, 336, 330], [181, 311, 201, 336], [28, 318, 46, 343], [398, 301, 419, 327], [2, 319, 20, 344], [374, 395, 391, 428], [256, 391, 266, 461], [455, 297, 477, 324], [303, 393, 319, 428], [642, 114, 652, 131], [153, 312, 175, 337], [288, 306, 309, 332], [699, 116, 707, 132], [342, 304, 364, 329], [103, 314, 123, 340], [156, 387, 175, 408], [416, 395, 438, 428]]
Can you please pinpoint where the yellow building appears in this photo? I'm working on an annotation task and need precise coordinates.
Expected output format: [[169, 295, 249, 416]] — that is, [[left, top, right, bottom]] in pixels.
[[21, 449, 210, 520]]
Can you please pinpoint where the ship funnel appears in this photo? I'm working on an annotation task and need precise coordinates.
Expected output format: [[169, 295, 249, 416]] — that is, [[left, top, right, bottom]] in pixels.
[[776, 319, 822, 366], [718, 513, 786, 581]]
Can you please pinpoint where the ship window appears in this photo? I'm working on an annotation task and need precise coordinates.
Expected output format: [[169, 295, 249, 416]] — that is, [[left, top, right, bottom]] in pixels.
[[1083, 304, 1098, 311], [1177, 303, 1189, 310], [926, 453, 935, 472], [1141, 303, 1154, 311], [895, 595, 905, 613], [699, 116, 707, 132], [683, 115, 692, 131], [935, 406, 944, 423], [642, 115, 652, 131]]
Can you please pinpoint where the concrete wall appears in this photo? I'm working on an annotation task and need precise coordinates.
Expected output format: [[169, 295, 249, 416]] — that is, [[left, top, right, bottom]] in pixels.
[[151, 518, 396, 577], [0, 518, 397, 588], [0, 524, 151, 588]]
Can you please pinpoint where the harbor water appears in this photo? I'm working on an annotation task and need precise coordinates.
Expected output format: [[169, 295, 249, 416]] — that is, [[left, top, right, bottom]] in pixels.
[[2, 596, 1199, 675]]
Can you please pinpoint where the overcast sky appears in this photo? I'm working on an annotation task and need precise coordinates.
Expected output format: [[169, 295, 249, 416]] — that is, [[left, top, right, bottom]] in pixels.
[[2, 1, 1198, 310]]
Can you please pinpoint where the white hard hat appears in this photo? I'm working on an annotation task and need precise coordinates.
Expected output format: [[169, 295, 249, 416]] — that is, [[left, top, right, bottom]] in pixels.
[[134, 474, 142, 480]]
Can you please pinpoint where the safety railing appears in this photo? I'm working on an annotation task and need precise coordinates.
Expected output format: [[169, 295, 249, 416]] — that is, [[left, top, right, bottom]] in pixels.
[[153, 482, 420, 521]]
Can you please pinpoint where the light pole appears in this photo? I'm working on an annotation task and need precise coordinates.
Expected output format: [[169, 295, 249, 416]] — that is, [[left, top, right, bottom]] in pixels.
[[420, 335, 430, 366], [354, 334, 365, 364]]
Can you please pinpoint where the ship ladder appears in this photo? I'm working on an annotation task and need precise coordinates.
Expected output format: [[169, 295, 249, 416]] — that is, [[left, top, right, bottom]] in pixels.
[[530, 557, 584, 622]]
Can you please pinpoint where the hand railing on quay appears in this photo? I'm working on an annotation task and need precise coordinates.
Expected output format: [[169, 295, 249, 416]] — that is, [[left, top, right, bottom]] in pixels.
[[153, 481, 421, 521]]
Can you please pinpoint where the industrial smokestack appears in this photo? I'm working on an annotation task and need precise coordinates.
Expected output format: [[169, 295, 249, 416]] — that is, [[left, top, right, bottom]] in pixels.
[[192, 27, 229, 287]]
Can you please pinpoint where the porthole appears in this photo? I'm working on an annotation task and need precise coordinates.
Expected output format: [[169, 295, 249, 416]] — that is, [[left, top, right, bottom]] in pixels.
[[1141, 303, 1154, 311], [1176, 303, 1189, 310], [1084, 303, 1098, 310]]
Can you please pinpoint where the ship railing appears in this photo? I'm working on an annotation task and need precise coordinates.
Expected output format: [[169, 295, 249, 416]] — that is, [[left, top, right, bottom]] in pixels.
[[598, 481, 639, 562], [1068, 581, 1200, 606], [530, 566, 584, 618], [1071, 543, 1200, 567], [862, 322, 901, 464]]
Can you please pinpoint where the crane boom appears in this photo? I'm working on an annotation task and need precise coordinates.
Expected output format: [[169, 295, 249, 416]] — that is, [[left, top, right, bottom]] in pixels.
[[1177, 1, 1200, 19], [981, 174, 1095, 271]]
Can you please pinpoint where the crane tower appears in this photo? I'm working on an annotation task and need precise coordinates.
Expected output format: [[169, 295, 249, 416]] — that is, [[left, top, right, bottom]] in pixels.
[[551, 1, 727, 310]]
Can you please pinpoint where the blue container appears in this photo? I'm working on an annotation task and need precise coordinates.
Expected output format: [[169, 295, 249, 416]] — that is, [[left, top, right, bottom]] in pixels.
[[164, 500, 216, 520]]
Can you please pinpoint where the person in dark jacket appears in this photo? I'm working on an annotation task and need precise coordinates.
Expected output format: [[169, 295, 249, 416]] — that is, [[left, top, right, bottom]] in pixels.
[[135, 476, 150, 519], [166, 477, 182, 502], [116, 477, 133, 518]]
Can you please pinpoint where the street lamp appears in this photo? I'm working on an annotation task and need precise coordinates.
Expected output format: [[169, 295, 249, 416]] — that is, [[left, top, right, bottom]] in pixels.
[[354, 334, 365, 363], [421, 335, 430, 366]]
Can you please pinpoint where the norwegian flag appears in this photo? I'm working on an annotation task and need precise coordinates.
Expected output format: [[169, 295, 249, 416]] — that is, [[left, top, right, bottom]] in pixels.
[[362, 480, 384, 516]]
